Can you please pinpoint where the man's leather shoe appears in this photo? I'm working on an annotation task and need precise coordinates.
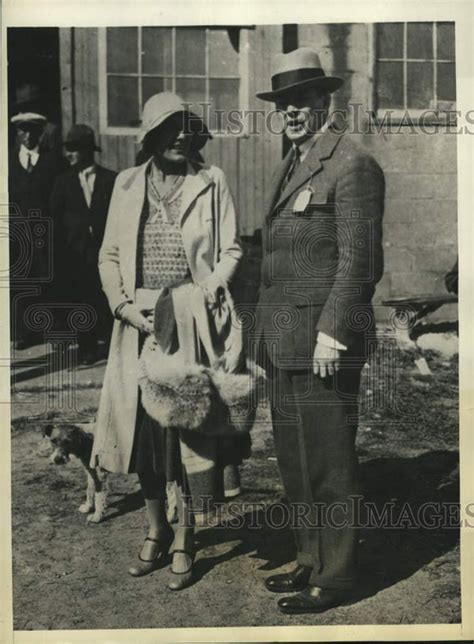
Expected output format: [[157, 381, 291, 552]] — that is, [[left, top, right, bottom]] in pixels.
[[265, 565, 311, 593], [277, 586, 351, 614]]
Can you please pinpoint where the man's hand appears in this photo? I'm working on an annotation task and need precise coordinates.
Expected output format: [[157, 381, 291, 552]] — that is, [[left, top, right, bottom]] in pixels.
[[120, 303, 154, 335], [313, 341, 341, 378]]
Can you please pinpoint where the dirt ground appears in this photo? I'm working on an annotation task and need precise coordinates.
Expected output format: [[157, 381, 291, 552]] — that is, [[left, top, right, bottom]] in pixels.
[[10, 332, 460, 630]]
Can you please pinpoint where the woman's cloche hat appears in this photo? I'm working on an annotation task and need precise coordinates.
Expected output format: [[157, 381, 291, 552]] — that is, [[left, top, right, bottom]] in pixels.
[[256, 47, 344, 101], [138, 92, 211, 150]]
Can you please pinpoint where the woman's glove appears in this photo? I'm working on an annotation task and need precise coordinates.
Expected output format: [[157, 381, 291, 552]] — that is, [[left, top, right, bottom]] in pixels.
[[199, 273, 225, 306], [120, 303, 154, 334]]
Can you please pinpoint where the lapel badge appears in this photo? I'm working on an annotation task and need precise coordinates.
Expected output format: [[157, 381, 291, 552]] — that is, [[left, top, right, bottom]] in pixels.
[[293, 186, 314, 214]]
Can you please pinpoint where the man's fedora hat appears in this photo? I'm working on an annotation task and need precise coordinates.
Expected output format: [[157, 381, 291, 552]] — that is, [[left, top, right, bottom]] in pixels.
[[138, 92, 211, 150], [63, 124, 101, 152], [256, 47, 343, 101]]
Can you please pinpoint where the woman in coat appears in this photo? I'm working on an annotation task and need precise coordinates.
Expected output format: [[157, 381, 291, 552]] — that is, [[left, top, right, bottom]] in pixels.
[[91, 92, 243, 589]]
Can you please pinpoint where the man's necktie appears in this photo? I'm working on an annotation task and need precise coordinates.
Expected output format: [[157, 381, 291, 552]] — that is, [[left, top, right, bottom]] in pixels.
[[281, 146, 301, 192], [80, 169, 93, 208], [26, 153, 34, 173]]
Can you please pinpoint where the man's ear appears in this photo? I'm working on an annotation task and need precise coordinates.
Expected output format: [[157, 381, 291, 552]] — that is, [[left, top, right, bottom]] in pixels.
[[43, 424, 54, 437], [322, 92, 331, 111]]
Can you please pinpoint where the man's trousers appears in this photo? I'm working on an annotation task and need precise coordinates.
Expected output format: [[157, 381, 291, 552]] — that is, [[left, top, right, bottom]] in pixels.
[[269, 361, 363, 590]]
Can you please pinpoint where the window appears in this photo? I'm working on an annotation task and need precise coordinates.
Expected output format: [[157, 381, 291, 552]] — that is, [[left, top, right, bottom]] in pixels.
[[99, 26, 248, 134], [374, 22, 456, 115]]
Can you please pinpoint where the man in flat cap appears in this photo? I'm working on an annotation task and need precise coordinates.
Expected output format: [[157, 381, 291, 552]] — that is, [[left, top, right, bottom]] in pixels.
[[9, 111, 65, 349], [50, 125, 116, 364], [255, 48, 385, 613], [9, 82, 62, 156]]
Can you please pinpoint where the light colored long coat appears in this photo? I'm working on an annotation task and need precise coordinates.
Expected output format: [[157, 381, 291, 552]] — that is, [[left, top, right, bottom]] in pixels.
[[90, 158, 242, 473]]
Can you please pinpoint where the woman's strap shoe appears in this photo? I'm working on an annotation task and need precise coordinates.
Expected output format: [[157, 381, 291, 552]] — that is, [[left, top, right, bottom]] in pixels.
[[128, 532, 174, 577], [168, 549, 194, 591]]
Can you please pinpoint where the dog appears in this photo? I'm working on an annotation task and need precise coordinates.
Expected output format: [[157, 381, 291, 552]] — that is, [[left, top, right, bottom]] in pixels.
[[43, 423, 179, 524], [43, 423, 109, 523]]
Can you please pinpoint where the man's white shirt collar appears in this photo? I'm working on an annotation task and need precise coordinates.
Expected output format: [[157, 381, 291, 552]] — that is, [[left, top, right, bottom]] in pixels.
[[78, 164, 97, 208], [19, 144, 40, 169], [79, 164, 96, 177]]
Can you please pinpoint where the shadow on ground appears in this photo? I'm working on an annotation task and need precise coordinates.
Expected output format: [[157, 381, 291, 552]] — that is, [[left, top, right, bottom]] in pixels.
[[189, 449, 459, 599]]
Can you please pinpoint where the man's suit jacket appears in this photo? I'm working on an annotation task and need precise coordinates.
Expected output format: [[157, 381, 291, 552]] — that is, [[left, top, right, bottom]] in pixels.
[[9, 149, 65, 283], [256, 127, 385, 368], [9, 149, 63, 215], [50, 165, 117, 284]]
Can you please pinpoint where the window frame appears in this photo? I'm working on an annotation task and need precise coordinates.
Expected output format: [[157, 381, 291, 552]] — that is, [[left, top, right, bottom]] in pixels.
[[98, 26, 250, 137], [369, 21, 457, 125]]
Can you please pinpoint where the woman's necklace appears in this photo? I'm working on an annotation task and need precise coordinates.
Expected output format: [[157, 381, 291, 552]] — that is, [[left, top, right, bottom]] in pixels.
[[148, 167, 186, 223]]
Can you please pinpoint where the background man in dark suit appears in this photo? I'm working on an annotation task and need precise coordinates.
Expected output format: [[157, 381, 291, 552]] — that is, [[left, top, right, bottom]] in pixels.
[[9, 112, 65, 350], [50, 125, 117, 365], [255, 48, 385, 614]]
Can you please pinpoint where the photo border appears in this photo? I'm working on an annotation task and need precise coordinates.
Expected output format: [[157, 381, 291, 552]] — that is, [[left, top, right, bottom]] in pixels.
[[2, 1, 473, 641]]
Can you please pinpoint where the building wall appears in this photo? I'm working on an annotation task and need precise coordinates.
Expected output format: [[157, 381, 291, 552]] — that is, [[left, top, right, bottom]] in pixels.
[[60, 24, 458, 315], [299, 23, 458, 312]]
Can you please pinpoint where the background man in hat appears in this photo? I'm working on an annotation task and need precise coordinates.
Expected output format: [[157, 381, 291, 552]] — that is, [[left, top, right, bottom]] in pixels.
[[50, 124, 117, 365], [9, 111, 66, 350], [255, 47, 385, 614], [9, 82, 61, 156]]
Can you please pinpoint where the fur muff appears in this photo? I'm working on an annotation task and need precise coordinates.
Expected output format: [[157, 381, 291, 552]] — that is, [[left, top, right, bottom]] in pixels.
[[209, 364, 262, 433], [139, 336, 213, 430], [138, 338, 265, 435]]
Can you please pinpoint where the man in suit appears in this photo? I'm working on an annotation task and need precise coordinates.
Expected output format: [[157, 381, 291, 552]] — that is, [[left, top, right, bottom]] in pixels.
[[50, 125, 117, 365], [9, 112, 65, 350], [255, 48, 385, 614]]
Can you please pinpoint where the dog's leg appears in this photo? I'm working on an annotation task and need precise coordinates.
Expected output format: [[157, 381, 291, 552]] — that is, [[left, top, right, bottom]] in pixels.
[[79, 470, 95, 514], [87, 468, 109, 523]]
